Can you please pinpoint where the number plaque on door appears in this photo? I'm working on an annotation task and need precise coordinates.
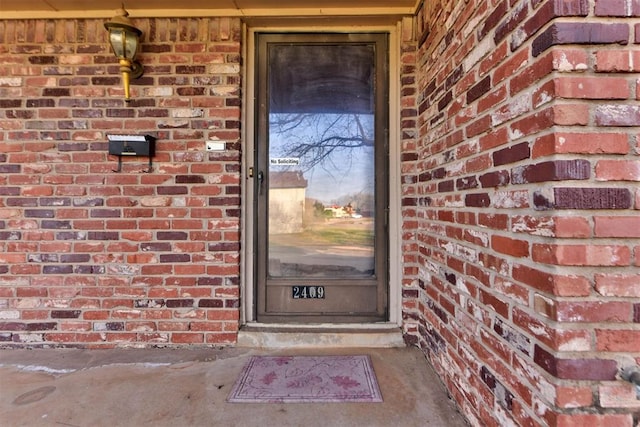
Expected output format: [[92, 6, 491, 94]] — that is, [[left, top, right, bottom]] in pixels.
[[292, 286, 326, 299]]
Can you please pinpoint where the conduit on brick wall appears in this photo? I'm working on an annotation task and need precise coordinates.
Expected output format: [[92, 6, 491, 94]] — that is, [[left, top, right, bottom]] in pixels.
[[0, 18, 243, 346], [401, 0, 640, 426]]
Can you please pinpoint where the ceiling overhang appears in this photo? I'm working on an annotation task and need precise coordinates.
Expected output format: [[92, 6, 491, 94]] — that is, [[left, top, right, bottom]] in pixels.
[[0, 0, 418, 19]]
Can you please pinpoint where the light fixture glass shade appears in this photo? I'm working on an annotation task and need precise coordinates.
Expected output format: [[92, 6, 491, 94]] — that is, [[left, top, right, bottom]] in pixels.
[[104, 7, 143, 101], [108, 27, 140, 61], [104, 7, 142, 61]]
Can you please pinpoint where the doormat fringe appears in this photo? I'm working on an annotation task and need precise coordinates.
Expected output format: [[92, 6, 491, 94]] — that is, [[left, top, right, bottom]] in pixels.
[[227, 355, 383, 403]]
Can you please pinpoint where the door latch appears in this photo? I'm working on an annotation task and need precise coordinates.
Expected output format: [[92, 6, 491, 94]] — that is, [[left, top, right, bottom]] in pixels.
[[249, 168, 265, 193], [257, 170, 264, 195]]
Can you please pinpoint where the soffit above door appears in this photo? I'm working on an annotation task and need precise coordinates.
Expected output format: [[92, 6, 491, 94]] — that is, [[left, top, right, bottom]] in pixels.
[[1, 0, 417, 19]]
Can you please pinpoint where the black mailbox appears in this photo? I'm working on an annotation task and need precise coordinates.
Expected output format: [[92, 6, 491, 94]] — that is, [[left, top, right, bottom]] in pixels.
[[108, 134, 156, 172]]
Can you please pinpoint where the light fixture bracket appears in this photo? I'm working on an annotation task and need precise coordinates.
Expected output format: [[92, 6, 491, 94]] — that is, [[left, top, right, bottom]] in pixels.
[[129, 60, 144, 80]]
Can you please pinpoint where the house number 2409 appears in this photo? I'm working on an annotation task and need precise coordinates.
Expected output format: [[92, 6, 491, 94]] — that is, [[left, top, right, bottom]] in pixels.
[[292, 286, 325, 299]]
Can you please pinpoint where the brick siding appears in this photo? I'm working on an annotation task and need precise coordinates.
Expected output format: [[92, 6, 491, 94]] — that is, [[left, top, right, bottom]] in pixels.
[[402, 0, 640, 425], [0, 17, 242, 347]]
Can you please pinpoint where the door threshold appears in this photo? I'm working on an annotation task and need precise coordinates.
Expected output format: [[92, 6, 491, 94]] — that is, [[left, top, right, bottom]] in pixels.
[[237, 323, 405, 348]]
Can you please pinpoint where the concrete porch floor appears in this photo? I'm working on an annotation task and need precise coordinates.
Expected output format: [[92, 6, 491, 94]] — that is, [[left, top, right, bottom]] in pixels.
[[0, 345, 468, 427]]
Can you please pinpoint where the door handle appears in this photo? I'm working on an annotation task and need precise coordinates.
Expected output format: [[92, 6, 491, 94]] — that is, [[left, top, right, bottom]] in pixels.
[[257, 171, 264, 195]]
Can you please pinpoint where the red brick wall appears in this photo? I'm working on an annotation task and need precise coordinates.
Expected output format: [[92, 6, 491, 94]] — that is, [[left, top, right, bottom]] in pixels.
[[402, 0, 640, 425], [0, 18, 242, 347]]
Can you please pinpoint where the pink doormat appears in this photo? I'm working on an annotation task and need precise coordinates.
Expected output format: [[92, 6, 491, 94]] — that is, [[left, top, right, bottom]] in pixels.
[[227, 355, 383, 403]]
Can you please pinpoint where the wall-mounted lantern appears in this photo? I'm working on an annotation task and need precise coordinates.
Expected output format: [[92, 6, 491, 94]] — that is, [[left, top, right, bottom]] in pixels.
[[104, 6, 143, 102]]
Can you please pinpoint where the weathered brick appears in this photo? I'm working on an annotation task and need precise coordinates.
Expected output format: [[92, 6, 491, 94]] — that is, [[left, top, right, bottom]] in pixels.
[[51, 310, 81, 319], [554, 188, 631, 209], [554, 216, 592, 238], [598, 383, 640, 410], [0, 322, 26, 331], [533, 132, 629, 156], [555, 76, 630, 99], [478, 213, 509, 230], [512, 160, 590, 184], [595, 105, 640, 126], [492, 235, 529, 258], [60, 254, 91, 263], [596, 50, 640, 72], [456, 176, 478, 191], [553, 103, 589, 125], [156, 231, 188, 240], [175, 175, 206, 184], [493, 142, 530, 166], [28, 55, 56, 64], [465, 115, 492, 138], [510, 265, 551, 294], [0, 100, 22, 108], [509, 107, 555, 140], [533, 243, 631, 266], [555, 386, 593, 408], [479, 170, 510, 188], [0, 164, 21, 173], [43, 265, 74, 274], [467, 76, 491, 104], [43, 88, 70, 97], [553, 414, 634, 427], [105, 322, 125, 331], [438, 180, 454, 192], [87, 231, 119, 240], [596, 330, 640, 352], [26, 99, 56, 108], [465, 193, 491, 207], [480, 365, 514, 410], [555, 301, 632, 322], [493, 51, 532, 85], [595, 216, 640, 237], [595, 0, 632, 16], [159, 254, 190, 263], [208, 242, 240, 252], [532, 23, 629, 57], [534, 345, 618, 380], [478, 0, 508, 41], [205, 332, 237, 344], [0, 231, 22, 240], [165, 299, 194, 308], [596, 160, 640, 181], [495, 1, 527, 45], [5, 198, 38, 208], [520, 0, 589, 51], [26, 322, 57, 331], [171, 333, 204, 344], [595, 273, 640, 297], [480, 290, 509, 318]]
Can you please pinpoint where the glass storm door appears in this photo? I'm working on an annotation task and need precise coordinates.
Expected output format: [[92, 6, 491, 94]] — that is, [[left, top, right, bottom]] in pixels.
[[255, 33, 389, 323]]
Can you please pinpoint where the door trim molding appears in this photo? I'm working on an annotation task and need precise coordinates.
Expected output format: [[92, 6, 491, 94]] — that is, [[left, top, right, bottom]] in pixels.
[[240, 21, 403, 327]]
